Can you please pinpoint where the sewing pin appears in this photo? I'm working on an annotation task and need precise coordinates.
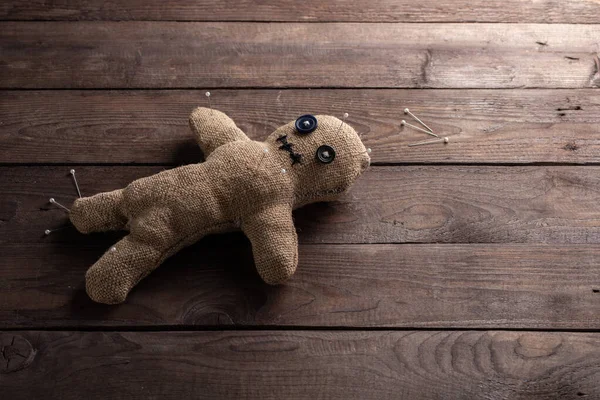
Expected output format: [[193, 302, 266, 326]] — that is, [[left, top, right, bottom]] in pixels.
[[49, 198, 70, 212], [401, 120, 439, 138], [408, 137, 449, 147], [205, 91, 212, 113], [70, 169, 82, 198], [255, 147, 269, 171], [336, 113, 349, 134], [44, 226, 70, 236], [404, 108, 435, 134]]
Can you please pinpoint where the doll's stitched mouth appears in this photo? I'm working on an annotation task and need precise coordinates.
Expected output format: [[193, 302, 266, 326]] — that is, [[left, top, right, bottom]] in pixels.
[[276, 135, 302, 165]]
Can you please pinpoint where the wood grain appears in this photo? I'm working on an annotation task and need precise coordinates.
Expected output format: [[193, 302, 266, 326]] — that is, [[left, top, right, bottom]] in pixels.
[[3, 0, 600, 23], [3, 166, 600, 245], [2, 330, 600, 399], [2, 89, 600, 164], [2, 23, 599, 89], [1, 241, 599, 328]]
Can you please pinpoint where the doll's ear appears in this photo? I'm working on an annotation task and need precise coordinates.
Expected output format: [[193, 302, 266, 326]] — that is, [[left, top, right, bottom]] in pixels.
[[189, 107, 250, 157]]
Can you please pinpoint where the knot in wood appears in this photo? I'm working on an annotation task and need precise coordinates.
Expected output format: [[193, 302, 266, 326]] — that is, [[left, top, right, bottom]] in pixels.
[[1, 334, 35, 374]]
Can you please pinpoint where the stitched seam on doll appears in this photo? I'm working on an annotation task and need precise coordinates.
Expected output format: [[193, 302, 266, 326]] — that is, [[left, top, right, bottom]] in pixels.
[[276, 135, 303, 165]]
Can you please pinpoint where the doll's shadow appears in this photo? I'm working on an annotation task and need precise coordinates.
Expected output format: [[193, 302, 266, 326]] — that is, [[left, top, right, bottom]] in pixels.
[[66, 231, 272, 324], [172, 139, 205, 165], [62, 201, 339, 324]]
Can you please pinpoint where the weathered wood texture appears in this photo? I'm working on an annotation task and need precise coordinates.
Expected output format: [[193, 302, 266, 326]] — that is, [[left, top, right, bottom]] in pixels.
[[1, 241, 599, 328], [2, 23, 599, 89], [2, 330, 600, 399], [2, 0, 600, 23], [2, 89, 600, 164], [3, 166, 600, 245]]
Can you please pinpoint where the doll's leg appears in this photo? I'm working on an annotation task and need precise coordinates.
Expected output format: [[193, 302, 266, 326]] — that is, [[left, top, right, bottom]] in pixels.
[[70, 189, 128, 233], [84, 234, 167, 304]]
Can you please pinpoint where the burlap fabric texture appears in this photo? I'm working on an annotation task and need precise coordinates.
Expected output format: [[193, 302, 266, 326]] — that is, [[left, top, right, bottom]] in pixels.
[[70, 108, 370, 304]]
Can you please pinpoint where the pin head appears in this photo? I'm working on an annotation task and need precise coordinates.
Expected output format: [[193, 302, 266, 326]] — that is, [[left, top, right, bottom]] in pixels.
[[343, 113, 349, 119], [401, 120, 407, 126], [281, 168, 287, 174], [367, 148, 372, 153], [404, 108, 410, 114], [110, 246, 117, 252], [205, 91, 210, 97], [70, 169, 75, 175], [443, 137, 449, 143], [49, 198, 55, 203], [44, 229, 51, 235]]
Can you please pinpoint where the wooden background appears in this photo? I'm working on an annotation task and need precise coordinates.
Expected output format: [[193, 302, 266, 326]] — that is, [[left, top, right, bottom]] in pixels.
[[1, 1, 600, 398]]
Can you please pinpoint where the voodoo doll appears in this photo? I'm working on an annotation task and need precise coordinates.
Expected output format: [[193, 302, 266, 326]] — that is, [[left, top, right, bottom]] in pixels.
[[69, 108, 370, 304]]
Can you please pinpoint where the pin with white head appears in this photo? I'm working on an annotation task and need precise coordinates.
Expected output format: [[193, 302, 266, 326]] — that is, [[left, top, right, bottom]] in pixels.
[[401, 120, 438, 138], [256, 146, 269, 170], [336, 112, 349, 135], [44, 225, 69, 236], [205, 91, 213, 114], [404, 108, 435, 135], [49, 197, 70, 213], [408, 137, 449, 147], [70, 169, 82, 198]]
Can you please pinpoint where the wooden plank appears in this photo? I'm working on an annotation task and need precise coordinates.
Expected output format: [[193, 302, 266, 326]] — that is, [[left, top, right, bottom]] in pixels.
[[2, 89, 600, 165], [1, 241, 599, 328], [2, 165, 600, 245], [2, 330, 600, 399], [2, 23, 599, 89], [3, 0, 600, 23]]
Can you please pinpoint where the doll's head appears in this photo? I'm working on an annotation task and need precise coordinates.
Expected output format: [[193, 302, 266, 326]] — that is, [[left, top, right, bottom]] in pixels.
[[266, 114, 370, 206]]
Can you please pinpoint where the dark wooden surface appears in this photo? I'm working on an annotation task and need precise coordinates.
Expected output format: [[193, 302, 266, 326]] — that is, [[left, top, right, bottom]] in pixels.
[[3, 166, 600, 244], [2, 0, 600, 23], [1, 241, 599, 329], [2, 23, 600, 89], [2, 89, 600, 164], [1, 2, 600, 399], [2, 331, 600, 400]]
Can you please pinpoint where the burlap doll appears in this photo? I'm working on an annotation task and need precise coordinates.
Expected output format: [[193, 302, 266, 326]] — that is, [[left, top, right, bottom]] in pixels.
[[69, 108, 370, 304]]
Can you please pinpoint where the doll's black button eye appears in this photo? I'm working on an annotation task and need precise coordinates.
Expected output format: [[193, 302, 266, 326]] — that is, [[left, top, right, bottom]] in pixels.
[[295, 115, 318, 134], [316, 145, 335, 164]]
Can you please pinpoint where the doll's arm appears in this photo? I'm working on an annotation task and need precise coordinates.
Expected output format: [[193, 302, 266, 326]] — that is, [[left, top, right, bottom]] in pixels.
[[189, 107, 250, 157], [242, 203, 298, 285]]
